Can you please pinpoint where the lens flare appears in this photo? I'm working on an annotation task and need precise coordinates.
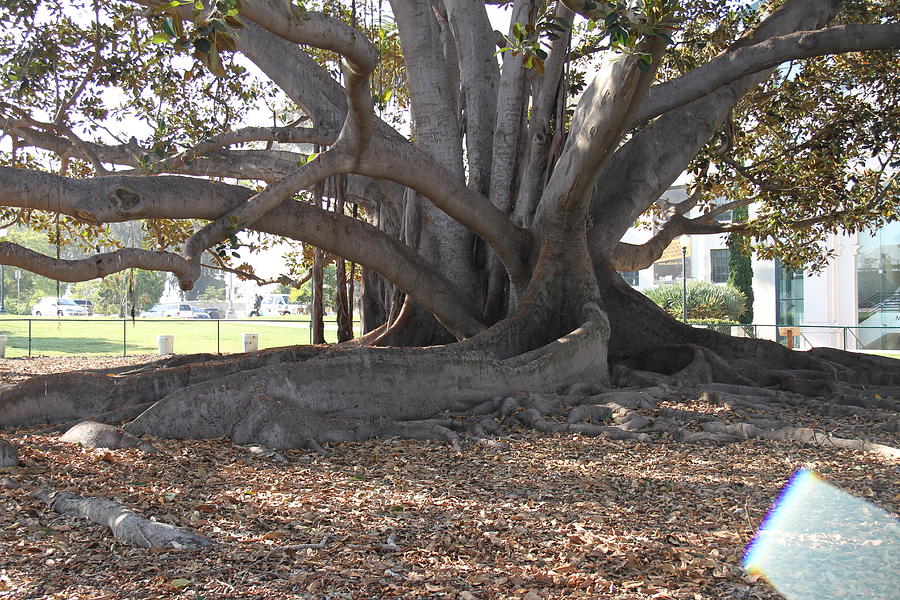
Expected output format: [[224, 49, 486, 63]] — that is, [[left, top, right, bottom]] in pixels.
[[743, 469, 899, 599]]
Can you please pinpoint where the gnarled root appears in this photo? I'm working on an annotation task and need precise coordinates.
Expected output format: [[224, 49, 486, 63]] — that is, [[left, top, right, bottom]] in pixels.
[[33, 488, 214, 550], [0, 346, 328, 428], [700, 422, 900, 459], [124, 316, 610, 450]]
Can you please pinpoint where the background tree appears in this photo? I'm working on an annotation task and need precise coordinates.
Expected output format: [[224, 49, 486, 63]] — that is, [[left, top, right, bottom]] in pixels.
[[183, 266, 226, 302], [0, 0, 897, 450], [727, 204, 754, 324], [0, 228, 60, 314], [68, 269, 164, 315]]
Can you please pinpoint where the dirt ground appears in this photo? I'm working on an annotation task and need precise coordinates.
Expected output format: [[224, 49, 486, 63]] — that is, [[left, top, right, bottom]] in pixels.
[[0, 355, 897, 599]]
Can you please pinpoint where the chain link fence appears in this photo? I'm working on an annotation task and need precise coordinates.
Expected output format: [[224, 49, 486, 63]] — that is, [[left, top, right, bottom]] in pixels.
[[0, 317, 362, 357], [693, 323, 900, 353], [0, 318, 896, 358]]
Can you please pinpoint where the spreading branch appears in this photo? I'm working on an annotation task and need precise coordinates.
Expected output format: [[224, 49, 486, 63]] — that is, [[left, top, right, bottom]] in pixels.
[[587, 0, 840, 256], [0, 167, 486, 338], [0, 241, 196, 288], [636, 23, 900, 124], [179, 0, 380, 287]]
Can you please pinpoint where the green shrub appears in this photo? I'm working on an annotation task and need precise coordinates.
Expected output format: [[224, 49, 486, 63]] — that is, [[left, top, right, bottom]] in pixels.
[[643, 280, 747, 321]]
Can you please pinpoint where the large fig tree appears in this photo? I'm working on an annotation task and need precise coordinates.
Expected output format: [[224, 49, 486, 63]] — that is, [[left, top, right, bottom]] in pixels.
[[0, 0, 898, 451]]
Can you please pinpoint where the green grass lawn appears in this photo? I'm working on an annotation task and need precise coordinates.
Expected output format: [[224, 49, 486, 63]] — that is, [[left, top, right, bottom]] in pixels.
[[0, 316, 362, 357]]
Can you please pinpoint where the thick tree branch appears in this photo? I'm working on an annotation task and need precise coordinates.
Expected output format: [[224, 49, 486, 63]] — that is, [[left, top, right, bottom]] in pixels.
[[637, 23, 900, 124], [147, 124, 329, 174], [0, 241, 195, 288], [444, 0, 500, 196], [489, 0, 532, 213], [182, 150, 352, 283], [239, 1, 378, 76], [535, 36, 666, 231], [514, 3, 575, 227], [588, 0, 839, 257], [234, 17, 524, 292], [391, 0, 464, 179], [0, 167, 486, 338], [356, 135, 531, 290], [2, 118, 317, 181], [180, 1, 379, 285]]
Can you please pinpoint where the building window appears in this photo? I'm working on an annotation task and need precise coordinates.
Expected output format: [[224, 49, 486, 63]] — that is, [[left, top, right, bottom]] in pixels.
[[776, 262, 804, 326], [713, 197, 734, 223], [710, 249, 729, 283], [856, 221, 900, 349], [618, 271, 640, 286]]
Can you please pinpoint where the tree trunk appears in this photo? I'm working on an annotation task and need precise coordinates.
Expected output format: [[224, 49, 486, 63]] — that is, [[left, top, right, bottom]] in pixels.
[[336, 257, 353, 342], [311, 247, 325, 345]]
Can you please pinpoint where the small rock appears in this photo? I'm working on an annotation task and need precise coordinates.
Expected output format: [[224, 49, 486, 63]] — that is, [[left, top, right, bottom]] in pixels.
[[244, 445, 289, 463], [459, 592, 478, 600], [60, 421, 157, 453], [0, 438, 19, 468], [522, 592, 543, 600]]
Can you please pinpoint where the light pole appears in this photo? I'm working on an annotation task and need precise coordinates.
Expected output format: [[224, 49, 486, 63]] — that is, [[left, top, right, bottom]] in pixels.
[[0, 229, 6, 314], [681, 239, 688, 323]]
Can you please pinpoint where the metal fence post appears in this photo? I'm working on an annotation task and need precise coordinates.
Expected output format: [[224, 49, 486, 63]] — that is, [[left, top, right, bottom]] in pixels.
[[123, 319, 127, 356], [217, 319, 221, 354], [28, 319, 32, 357]]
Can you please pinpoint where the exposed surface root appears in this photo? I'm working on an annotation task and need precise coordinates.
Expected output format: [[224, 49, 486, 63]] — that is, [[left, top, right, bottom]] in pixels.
[[0, 346, 328, 428], [0, 300, 896, 460], [33, 488, 214, 550], [60, 421, 158, 453], [121, 317, 609, 450], [700, 422, 900, 459]]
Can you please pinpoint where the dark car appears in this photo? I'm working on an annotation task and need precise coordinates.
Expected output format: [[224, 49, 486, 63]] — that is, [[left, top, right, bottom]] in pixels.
[[73, 299, 94, 315], [203, 307, 221, 319]]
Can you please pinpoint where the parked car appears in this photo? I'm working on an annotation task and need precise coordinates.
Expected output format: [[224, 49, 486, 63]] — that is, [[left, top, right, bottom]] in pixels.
[[140, 304, 166, 317], [203, 307, 221, 319], [162, 303, 194, 318], [31, 297, 89, 317], [73, 299, 94, 315], [191, 307, 211, 319], [258, 294, 304, 316]]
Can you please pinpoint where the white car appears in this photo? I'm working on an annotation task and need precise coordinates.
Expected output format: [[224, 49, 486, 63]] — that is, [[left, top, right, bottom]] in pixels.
[[32, 297, 89, 317], [162, 303, 194, 318], [140, 304, 166, 317], [257, 294, 304, 316]]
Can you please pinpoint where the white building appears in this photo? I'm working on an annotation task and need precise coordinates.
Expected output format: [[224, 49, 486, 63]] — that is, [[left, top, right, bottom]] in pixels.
[[620, 187, 900, 353]]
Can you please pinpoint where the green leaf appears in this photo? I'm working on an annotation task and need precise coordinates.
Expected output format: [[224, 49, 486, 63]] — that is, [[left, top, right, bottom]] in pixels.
[[151, 32, 171, 44], [193, 37, 212, 53], [161, 17, 177, 38]]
